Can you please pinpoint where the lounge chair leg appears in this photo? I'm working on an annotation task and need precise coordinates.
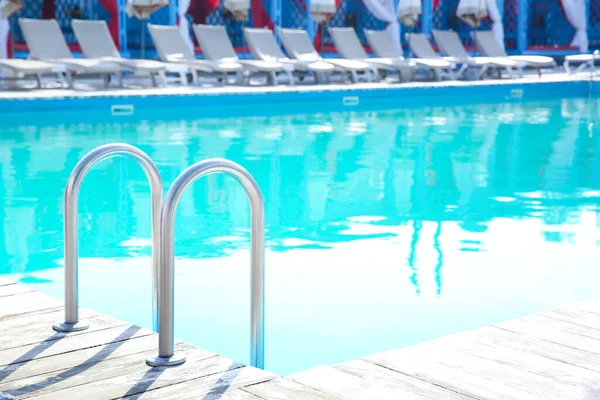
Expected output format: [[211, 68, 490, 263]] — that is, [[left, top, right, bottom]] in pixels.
[[235, 71, 245, 85], [159, 71, 166, 87], [370, 68, 379, 82], [537, 68, 542, 78], [56, 72, 64, 88], [350, 71, 358, 83], [476, 66, 487, 80], [397, 69, 405, 83], [458, 64, 468, 79], [505, 67, 513, 79], [217, 73, 227, 86], [287, 71, 295, 85], [433, 69, 441, 81], [267, 71, 277, 86], [191, 70, 199, 85], [103, 74, 110, 88], [574, 62, 588, 74], [35, 74, 41, 89], [564, 61, 572, 74], [65, 71, 74, 89]]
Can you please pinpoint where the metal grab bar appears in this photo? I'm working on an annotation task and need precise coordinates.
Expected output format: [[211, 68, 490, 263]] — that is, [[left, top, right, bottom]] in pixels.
[[146, 159, 265, 369], [53, 144, 163, 333]]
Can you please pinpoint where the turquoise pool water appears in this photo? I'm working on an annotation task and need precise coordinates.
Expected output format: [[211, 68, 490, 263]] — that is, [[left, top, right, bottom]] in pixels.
[[1, 94, 600, 375]]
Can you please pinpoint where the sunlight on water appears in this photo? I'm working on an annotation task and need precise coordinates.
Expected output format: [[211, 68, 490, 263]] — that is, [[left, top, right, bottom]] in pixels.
[[1, 96, 599, 374]]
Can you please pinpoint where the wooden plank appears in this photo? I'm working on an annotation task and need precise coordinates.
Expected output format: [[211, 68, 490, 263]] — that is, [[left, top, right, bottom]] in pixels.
[[334, 359, 475, 399], [567, 298, 600, 315], [0, 277, 15, 287], [0, 283, 33, 297], [205, 389, 263, 400], [122, 366, 276, 399], [0, 292, 62, 320], [365, 342, 572, 400], [477, 326, 600, 373], [3, 281, 600, 400], [25, 349, 240, 400], [0, 334, 158, 385], [290, 364, 457, 400], [533, 313, 600, 338], [0, 342, 195, 399], [540, 307, 600, 331], [243, 377, 339, 400], [432, 327, 600, 387], [0, 324, 153, 368], [495, 314, 600, 355], [0, 312, 128, 351], [0, 307, 64, 332]]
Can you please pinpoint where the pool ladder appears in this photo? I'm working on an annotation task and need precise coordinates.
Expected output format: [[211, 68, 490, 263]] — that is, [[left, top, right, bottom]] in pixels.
[[51, 143, 265, 369]]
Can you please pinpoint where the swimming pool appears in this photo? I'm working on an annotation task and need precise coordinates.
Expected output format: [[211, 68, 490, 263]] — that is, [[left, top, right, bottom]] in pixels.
[[1, 86, 600, 375]]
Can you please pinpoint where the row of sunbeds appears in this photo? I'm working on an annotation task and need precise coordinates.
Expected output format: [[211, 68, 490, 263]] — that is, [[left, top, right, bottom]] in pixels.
[[0, 18, 591, 89]]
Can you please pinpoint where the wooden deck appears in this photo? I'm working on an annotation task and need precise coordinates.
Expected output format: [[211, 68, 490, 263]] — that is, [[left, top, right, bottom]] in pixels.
[[2, 276, 600, 399]]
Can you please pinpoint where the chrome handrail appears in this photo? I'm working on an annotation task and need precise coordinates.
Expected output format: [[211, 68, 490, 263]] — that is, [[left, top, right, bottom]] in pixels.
[[146, 159, 265, 369], [53, 144, 163, 333]]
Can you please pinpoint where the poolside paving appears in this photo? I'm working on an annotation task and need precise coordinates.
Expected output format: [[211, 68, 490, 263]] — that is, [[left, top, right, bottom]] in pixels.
[[2, 280, 600, 398], [0, 70, 594, 101]]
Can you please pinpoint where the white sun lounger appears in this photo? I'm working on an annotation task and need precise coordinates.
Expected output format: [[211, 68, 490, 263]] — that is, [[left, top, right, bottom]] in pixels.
[[564, 51, 600, 74], [364, 29, 454, 81], [244, 27, 335, 84], [19, 18, 123, 88], [148, 24, 241, 85], [278, 28, 371, 83], [473, 30, 556, 76], [329, 27, 415, 82], [0, 58, 64, 88], [194, 24, 291, 85], [72, 19, 183, 87], [405, 33, 460, 80], [432, 29, 520, 79]]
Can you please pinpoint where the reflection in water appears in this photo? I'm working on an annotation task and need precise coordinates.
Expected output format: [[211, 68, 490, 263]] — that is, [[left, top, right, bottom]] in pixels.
[[408, 220, 421, 295], [0, 98, 598, 281], [1, 96, 600, 373], [433, 222, 443, 296]]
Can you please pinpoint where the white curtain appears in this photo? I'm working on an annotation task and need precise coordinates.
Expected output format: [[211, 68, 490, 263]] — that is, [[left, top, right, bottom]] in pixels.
[[362, 0, 401, 53], [560, 0, 588, 52], [485, 0, 504, 50], [178, 0, 193, 54], [0, 18, 8, 59]]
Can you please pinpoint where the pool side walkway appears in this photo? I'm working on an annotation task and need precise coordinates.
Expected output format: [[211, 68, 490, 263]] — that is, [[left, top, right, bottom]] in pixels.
[[2, 276, 600, 399], [0, 71, 594, 101]]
